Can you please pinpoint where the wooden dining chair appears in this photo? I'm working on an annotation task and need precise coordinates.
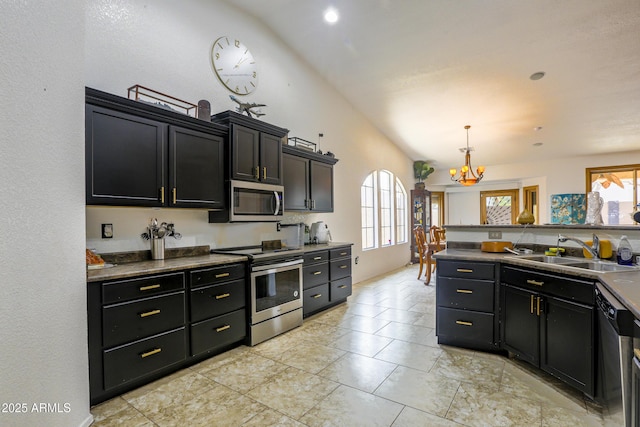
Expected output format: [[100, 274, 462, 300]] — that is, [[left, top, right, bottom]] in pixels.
[[425, 225, 446, 284], [413, 226, 428, 281]]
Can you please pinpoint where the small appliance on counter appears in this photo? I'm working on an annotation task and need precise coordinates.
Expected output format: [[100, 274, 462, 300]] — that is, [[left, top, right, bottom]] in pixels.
[[309, 221, 332, 244]]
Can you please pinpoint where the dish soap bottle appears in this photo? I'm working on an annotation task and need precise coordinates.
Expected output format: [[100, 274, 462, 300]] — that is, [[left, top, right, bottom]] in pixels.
[[617, 235, 633, 265]]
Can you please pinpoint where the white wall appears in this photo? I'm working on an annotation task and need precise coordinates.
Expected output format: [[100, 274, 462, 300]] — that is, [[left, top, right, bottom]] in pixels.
[[0, 2, 91, 427], [85, 0, 415, 283], [429, 150, 640, 225]]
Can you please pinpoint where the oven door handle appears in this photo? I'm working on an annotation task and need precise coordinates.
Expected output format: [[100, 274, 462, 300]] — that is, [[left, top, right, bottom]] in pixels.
[[252, 258, 303, 272], [273, 191, 281, 216]]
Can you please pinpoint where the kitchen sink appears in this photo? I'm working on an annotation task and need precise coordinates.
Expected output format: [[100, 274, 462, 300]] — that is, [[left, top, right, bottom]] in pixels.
[[513, 255, 640, 273], [515, 255, 585, 264]]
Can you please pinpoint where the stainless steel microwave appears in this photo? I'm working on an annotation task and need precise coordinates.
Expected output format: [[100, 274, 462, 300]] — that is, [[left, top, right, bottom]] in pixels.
[[229, 180, 284, 222]]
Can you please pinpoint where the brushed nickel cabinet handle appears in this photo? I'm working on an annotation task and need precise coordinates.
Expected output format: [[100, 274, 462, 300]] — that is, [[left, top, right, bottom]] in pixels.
[[457, 268, 473, 273], [527, 279, 544, 287], [141, 348, 162, 358], [215, 293, 230, 300], [313, 294, 322, 298], [160, 187, 165, 204], [339, 265, 348, 269], [537, 297, 541, 316], [313, 271, 322, 275], [456, 289, 473, 294], [455, 320, 473, 326], [340, 252, 347, 256], [530, 295, 534, 314], [215, 273, 230, 278], [172, 188, 177, 204], [338, 285, 347, 289], [139, 309, 161, 318], [216, 325, 231, 332], [140, 284, 161, 291], [263, 167, 267, 180], [313, 256, 323, 260]]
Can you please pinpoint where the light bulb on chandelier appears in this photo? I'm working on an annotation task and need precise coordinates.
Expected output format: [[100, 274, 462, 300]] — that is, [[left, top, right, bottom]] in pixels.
[[450, 125, 485, 186]]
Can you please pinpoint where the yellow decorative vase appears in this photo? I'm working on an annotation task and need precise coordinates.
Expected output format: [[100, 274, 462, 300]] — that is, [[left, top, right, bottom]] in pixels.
[[517, 209, 535, 224]]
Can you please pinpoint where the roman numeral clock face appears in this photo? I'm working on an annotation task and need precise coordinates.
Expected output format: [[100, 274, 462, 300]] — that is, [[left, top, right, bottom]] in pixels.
[[211, 37, 258, 95]]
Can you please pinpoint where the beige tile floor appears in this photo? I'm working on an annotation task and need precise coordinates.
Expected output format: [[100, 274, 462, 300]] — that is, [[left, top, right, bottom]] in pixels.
[[91, 265, 608, 426]]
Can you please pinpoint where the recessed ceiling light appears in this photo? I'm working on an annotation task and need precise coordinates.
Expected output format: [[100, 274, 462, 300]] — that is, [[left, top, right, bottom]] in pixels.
[[530, 72, 545, 81], [324, 7, 339, 24]]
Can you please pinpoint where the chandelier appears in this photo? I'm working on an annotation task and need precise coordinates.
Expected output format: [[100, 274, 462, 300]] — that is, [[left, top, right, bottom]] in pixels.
[[450, 125, 485, 186]]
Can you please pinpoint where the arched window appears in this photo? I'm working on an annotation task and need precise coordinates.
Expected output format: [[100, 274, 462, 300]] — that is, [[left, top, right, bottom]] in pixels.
[[361, 170, 408, 250]]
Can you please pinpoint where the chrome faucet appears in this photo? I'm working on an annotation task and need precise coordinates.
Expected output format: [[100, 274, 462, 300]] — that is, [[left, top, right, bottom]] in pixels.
[[557, 234, 600, 260]]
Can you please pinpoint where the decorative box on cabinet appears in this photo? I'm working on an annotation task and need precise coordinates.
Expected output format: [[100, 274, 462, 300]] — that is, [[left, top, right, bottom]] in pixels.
[[435, 259, 499, 351], [282, 145, 338, 212], [501, 265, 596, 396], [410, 189, 431, 262], [88, 272, 187, 404], [302, 246, 352, 317], [211, 110, 288, 185], [189, 263, 247, 357], [85, 87, 227, 208]]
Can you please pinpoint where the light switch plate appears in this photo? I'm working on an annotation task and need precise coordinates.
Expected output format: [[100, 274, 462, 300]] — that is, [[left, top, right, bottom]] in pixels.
[[102, 223, 113, 239], [488, 231, 502, 239]]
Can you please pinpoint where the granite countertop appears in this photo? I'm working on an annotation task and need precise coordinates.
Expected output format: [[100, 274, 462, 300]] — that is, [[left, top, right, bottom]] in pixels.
[[87, 242, 353, 283], [434, 249, 640, 319], [87, 253, 248, 283]]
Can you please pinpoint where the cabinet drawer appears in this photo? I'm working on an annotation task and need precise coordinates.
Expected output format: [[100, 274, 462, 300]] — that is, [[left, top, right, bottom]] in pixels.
[[331, 277, 352, 301], [102, 273, 185, 304], [330, 247, 351, 259], [437, 277, 494, 312], [103, 292, 185, 348], [304, 284, 330, 315], [304, 250, 329, 264], [437, 260, 495, 280], [303, 262, 329, 290], [103, 327, 186, 390], [190, 309, 246, 356], [330, 258, 351, 281], [190, 279, 246, 322], [190, 264, 245, 289], [501, 265, 594, 305], [437, 307, 494, 345]]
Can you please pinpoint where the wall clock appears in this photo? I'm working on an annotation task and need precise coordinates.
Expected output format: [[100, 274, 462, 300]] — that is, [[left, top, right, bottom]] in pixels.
[[211, 36, 258, 95]]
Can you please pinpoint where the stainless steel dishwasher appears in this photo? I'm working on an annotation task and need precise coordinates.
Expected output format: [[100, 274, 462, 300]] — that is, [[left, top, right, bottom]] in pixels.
[[595, 283, 634, 426]]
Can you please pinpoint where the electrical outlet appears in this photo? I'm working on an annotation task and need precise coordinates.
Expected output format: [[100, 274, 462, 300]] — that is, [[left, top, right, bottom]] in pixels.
[[488, 231, 502, 239], [355, 256, 359, 264], [102, 223, 113, 239]]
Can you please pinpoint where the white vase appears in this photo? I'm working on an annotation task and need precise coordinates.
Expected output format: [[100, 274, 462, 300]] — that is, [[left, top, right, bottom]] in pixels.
[[586, 191, 603, 225]]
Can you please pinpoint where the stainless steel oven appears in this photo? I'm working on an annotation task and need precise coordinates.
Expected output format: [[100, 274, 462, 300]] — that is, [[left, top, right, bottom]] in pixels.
[[212, 246, 303, 346], [229, 180, 284, 222], [250, 258, 303, 345]]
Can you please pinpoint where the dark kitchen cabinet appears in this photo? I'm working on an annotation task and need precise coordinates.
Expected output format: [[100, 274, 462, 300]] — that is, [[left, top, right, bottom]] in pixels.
[[85, 87, 227, 208], [435, 259, 499, 351], [302, 245, 352, 317], [88, 262, 248, 405], [282, 145, 338, 212], [501, 265, 595, 396], [211, 110, 288, 185]]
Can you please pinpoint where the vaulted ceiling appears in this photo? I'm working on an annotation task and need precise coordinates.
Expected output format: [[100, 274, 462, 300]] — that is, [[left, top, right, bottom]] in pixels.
[[225, 0, 640, 173]]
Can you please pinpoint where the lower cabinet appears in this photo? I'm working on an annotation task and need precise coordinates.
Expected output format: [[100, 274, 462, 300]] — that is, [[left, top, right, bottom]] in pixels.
[[303, 246, 352, 317], [501, 265, 596, 396], [88, 263, 247, 405], [435, 259, 499, 350]]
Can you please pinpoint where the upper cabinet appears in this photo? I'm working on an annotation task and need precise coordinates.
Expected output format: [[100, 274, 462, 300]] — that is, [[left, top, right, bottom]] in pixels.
[[282, 145, 338, 212], [85, 88, 227, 209], [211, 111, 288, 185]]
